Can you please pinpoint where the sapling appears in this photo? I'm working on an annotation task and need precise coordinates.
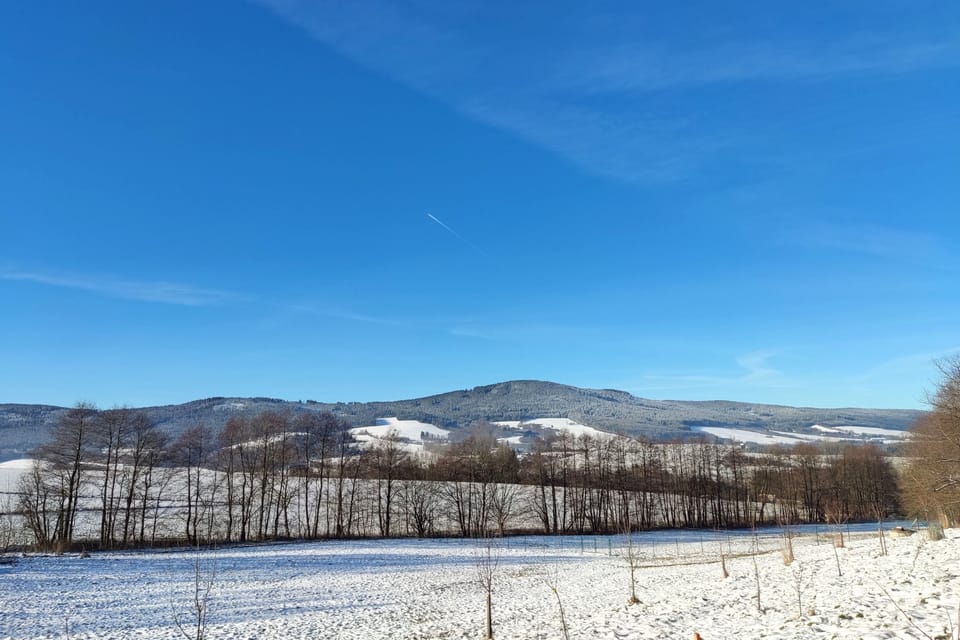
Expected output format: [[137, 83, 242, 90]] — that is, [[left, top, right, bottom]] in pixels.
[[876, 515, 888, 557], [910, 533, 926, 574], [790, 561, 806, 620], [751, 529, 762, 612], [781, 526, 795, 566], [475, 537, 500, 640], [622, 525, 642, 605], [174, 544, 216, 640], [544, 563, 570, 640], [831, 532, 842, 577]]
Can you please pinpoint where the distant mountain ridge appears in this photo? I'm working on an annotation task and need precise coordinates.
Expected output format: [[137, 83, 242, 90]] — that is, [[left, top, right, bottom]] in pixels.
[[0, 380, 924, 460]]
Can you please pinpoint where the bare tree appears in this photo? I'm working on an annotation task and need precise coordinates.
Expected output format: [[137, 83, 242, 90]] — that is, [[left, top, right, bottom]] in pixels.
[[94, 408, 136, 549], [368, 430, 406, 537], [790, 562, 806, 619], [750, 528, 763, 612], [18, 460, 55, 549], [292, 412, 337, 538], [475, 537, 500, 640], [174, 545, 216, 640], [170, 425, 215, 544], [621, 523, 642, 605], [489, 483, 518, 537], [544, 562, 570, 640], [119, 412, 164, 547], [904, 357, 960, 526], [0, 494, 19, 557], [331, 418, 359, 538], [400, 475, 438, 538], [34, 403, 99, 548]]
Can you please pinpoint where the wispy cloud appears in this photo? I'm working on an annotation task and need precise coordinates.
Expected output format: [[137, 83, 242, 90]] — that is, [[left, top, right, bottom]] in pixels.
[[793, 220, 953, 268], [858, 347, 960, 383], [282, 301, 403, 326], [554, 38, 960, 94], [253, 0, 958, 182], [449, 322, 596, 343], [735, 350, 783, 383], [636, 350, 789, 395], [1, 271, 235, 306]]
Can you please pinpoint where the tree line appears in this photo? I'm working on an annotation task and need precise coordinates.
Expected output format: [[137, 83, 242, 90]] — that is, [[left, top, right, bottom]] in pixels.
[[15, 403, 902, 551]]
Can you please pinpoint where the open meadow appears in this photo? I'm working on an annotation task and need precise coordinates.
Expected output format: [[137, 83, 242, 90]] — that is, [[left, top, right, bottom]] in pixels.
[[1, 524, 954, 640]]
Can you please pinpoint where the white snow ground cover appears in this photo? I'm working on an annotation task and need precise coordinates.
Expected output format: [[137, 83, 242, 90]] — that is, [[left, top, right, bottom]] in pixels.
[[694, 427, 813, 445], [495, 418, 614, 440], [697, 425, 911, 446], [351, 417, 450, 442], [831, 425, 911, 440], [1, 524, 954, 640], [349, 418, 450, 454], [0, 459, 31, 494]]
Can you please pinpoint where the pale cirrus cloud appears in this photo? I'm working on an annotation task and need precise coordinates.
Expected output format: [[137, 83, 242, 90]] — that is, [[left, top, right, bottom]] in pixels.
[[801, 221, 952, 267], [1, 271, 235, 306], [252, 0, 959, 182]]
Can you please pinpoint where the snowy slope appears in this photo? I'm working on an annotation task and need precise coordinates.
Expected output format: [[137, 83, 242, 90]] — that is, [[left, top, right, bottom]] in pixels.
[[698, 423, 912, 446], [495, 417, 614, 440], [349, 417, 450, 454]]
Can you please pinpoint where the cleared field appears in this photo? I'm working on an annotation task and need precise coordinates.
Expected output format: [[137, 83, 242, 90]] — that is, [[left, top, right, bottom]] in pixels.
[[0, 524, 951, 639]]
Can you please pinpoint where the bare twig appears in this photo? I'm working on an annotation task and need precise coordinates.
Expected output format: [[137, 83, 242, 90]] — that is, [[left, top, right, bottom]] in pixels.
[[871, 579, 935, 640]]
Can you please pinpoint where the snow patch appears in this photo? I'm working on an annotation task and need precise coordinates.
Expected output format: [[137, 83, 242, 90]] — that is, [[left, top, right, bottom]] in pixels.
[[0, 458, 33, 470], [212, 401, 247, 412], [494, 417, 614, 440], [350, 417, 450, 443], [831, 425, 910, 439], [695, 427, 809, 445], [810, 424, 843, 434]]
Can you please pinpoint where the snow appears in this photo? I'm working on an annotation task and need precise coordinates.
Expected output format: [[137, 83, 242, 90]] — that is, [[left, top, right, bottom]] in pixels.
[[350, 417, 450, 442], [0, 458, 32, 495], [212, 401, 247, 412], [1, 525, 953, 639], [699, 425, 911, 446], [810, 424, 843, 434], [495, 418, 614, 440], [349, 418, 450, 455], [695, 427, 810, 445], [0, 459, 33, 470], [831, 425, 910, 439], [770, 430, 839, 443]]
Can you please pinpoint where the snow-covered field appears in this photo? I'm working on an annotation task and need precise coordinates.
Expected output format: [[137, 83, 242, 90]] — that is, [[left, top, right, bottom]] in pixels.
[[697, 424, 911, 446], [350, 417, 451, 454], [495, 418, 614, 440], [1, 525, 954, 639]]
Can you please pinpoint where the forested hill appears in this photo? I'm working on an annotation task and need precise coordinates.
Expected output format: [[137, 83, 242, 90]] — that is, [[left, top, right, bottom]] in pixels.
[[0, 380, 924, 460]]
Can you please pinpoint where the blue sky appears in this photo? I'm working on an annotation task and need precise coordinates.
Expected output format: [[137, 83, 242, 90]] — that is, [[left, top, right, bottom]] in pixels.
[[1, 1, 957, 410]]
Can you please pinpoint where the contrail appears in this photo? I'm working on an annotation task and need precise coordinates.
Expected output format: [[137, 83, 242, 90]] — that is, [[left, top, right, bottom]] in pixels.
[[426, 213, 488, 256]]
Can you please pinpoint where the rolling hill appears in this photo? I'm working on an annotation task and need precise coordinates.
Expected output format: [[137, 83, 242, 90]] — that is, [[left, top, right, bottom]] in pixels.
[[0, 380, 924, 460]]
